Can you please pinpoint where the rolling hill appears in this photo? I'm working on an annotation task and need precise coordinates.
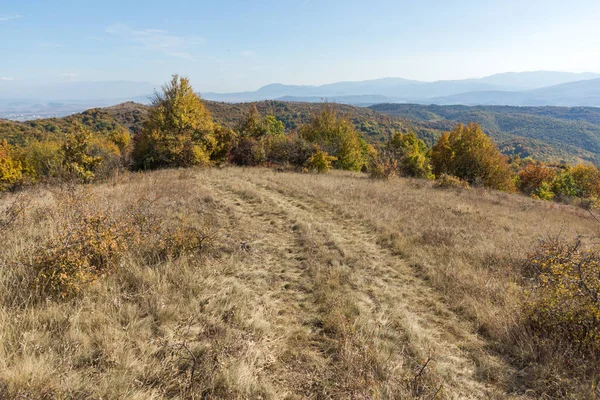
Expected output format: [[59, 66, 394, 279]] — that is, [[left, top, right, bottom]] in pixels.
[[371, 103, 600, 162], [4, 100, 600, 164], [431, 78, 600, 106]]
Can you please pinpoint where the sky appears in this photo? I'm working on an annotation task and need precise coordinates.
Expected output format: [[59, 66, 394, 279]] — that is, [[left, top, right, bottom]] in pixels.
[[1, 0, 600, 92]]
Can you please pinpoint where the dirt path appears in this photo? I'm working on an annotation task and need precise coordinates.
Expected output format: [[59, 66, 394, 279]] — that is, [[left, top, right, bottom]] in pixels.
[[199, 170, 522, 399]]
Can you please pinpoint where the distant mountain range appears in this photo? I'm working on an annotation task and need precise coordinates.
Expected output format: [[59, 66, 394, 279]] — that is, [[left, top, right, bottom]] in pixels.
[[202, 71, 600, 106], [2, 72, 600, 121]]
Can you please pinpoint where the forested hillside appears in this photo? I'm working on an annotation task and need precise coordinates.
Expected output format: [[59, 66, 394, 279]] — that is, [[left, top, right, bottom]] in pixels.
[[371, 103, 600, 162], [3, 100, 600, 165]]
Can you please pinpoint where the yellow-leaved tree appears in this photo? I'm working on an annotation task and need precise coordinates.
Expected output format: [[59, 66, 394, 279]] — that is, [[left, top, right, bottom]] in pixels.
[[0, 140, 24, 191], [132, 75, 216, 169], [300, 104, 370, 171], [431, 123, 515, 191]]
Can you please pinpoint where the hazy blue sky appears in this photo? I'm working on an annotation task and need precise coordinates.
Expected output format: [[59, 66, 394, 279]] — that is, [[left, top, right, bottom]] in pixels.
[[1, 0, 600, 92]]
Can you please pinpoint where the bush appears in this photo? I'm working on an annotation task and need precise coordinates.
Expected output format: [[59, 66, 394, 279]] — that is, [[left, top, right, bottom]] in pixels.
[[435, 173, 470, 190], [237, 106, 285, 138], [229, 137, 266, 166], [387, 131, 433, 178], [517, 162, 557, 197], [533, 181, 554, 201], [570, 164, 600, 198], [369, 156, 399, 180], [523, 239, 600, 359], [0, 140, 24, 191], [31, 188, 130, 299], [16, 140, 64, 182], [29, 187, 216, 300], [89, 136, 126, 179], [371, 131, 432, 179], [268, 134, 315, 168], [305, 147, 337, 173], [61, 128, 103, 182], [431, 123, 515, 191], [211, 124, 237, 165]]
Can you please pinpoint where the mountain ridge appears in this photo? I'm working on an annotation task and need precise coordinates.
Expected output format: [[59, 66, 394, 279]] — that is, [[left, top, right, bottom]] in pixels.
[[201, 71, 600, 104]]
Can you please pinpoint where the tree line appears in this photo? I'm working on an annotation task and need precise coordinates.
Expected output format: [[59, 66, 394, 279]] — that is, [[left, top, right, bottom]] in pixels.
[[2, 74, 600, 207]]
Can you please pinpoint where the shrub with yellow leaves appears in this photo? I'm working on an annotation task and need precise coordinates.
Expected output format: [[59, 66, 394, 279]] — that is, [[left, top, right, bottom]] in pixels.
[[0, 140, 24, 191], [305, 146, 337, 173], [523, 238, 600, 358], [29, 186, 216, 300]]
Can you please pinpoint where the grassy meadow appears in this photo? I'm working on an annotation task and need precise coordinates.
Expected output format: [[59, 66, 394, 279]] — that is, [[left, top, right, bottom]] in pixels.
[[1, 167, 599, 399]]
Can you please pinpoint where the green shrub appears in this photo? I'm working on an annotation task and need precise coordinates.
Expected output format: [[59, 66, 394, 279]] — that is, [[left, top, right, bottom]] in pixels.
[[237, 106, 285, 138], [387, 131, 433, 178], [61, 127, 104, 182], [16, 140, 64, 181], [533, 181, 554, 201], [551, 168, 578, 199], [372, 131, 433, 179], [570, 164, 600, 198]]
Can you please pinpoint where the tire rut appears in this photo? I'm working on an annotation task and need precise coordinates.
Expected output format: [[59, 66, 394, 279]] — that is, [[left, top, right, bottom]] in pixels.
[[223, 173, 522, 399], [204, 176, 350, 397]]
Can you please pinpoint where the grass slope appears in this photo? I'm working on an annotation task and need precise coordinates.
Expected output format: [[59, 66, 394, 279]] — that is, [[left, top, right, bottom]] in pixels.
[[1, 167, 598, 398]]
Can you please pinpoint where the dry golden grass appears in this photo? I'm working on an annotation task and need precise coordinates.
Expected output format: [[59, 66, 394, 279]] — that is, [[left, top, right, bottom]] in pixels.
[[1, 167, 599, 399]]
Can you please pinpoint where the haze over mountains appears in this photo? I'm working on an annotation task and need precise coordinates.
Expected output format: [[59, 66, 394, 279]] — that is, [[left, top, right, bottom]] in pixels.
[[203, 71, 600, 105], [1, 71, 599, 121]]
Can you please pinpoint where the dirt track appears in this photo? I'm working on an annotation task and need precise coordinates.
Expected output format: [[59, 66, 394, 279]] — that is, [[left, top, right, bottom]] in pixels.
[[199, 168, 522, 399]]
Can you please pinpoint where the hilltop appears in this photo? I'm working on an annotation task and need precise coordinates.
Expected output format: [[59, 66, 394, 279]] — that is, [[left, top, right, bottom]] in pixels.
[[2, 77, 600, 398]]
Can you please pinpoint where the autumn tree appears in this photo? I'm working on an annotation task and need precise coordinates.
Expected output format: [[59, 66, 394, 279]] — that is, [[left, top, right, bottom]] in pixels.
[[237, 105, 285, 138], [61, 128, 104, 182], [569, 164, 600, 198], [300, 104, 369, 171], [431, 123, 515, 191], [230, 106, 284, 166], [0, 140, 24, 191], [132, 75, 216, 170], [517, 161, 557, 199], [386, 131, 432, 178]]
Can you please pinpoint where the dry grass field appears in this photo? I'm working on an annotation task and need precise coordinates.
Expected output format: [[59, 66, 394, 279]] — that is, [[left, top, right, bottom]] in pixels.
[[1, 167, 599, 399]]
